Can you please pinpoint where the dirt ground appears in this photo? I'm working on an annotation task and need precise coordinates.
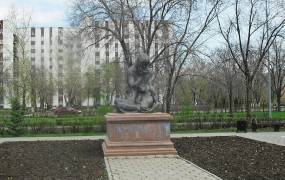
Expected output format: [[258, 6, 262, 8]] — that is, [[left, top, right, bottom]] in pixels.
[[1, 136, 284, 180], [0, 140, 107, 180], [173, 136, 285, 180]]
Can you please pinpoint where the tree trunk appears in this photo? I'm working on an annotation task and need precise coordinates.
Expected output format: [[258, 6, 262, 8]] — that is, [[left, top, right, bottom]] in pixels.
[[245, 76, 252, 121], [276, 93, 281, 112], [40, 97, 44, 110], [22, 86, 26, 110], [228, 82, 233, 117], [31, 89, 37, 111], [165, 86, 172, 113]]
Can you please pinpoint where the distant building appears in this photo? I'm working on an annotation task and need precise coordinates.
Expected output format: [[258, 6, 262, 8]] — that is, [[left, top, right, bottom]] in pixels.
[[1, 20, 170, 108]]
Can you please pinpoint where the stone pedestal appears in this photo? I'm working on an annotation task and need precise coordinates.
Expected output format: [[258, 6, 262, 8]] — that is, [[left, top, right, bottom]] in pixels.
[[102, 113, 177, 156]]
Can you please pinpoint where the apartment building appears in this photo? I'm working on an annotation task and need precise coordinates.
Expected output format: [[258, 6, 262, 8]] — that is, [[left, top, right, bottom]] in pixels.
[[0, 20, 3, 108], [1, 20, 170, 108]]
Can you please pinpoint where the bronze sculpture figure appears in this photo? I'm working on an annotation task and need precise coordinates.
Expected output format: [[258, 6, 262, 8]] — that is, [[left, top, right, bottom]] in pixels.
[[115, 52, 157, 112]]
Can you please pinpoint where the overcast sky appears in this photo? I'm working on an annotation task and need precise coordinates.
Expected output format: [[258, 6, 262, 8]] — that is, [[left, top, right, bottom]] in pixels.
[[0, 0, 71, 27]]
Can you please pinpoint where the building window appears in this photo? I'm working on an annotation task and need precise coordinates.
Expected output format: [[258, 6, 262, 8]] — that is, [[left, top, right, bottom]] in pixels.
[[155, 43, 158, 51], [95, 52, 100, 64], [105, 43, 109, 50], [41, 28, 44, 37], [50, 49, 53, 53], [105, 21, 109, 37], [31, 57, 35, 62], [0, 33, 3, 40], [41, 49, 44, 53], [59, 39, 63, 45], [115, 52, 118, 60], [58, 49, 63, 53], [115, 43, 118, 50], [31, 41, 35, 45], [105, 51, 109, 63], [124, 34, 129, 39], [58, 56, 63, 60], [41, 41, 44, 45], [135, 44, 140, 51], [135, 34, 140, 40], [49, 27, 52, 37], [58, 27, 63, 36], [41, 57, 44, 62], [49, 65, 52, 69], [31, 49, 36, 53], [31, 28, 35, 37]]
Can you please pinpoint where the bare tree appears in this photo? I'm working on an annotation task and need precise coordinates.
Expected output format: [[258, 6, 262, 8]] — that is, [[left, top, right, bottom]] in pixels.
[[269, 37, 285, 111], [100, 59, 124, 105], [217, 0, 285, 120], [84, 65, 100, 107], [32, 67, 55, 110], [71, 0, 182, 66], [207, 48, 238, 115], [162, 0, 222, 112], [5, 7, 32, 109]]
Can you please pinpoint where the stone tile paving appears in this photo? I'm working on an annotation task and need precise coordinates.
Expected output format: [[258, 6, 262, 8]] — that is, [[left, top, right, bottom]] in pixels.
[[105, 155, 222, 180], [0, 135, 105, 144], [237, 132, 285, 146]]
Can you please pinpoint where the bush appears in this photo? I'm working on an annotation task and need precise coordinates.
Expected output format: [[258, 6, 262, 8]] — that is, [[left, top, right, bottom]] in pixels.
[[6, 97, 24, 136]]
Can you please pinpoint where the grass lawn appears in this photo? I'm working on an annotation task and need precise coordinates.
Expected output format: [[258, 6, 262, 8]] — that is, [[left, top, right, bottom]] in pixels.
[[173, 111, 285, 122]]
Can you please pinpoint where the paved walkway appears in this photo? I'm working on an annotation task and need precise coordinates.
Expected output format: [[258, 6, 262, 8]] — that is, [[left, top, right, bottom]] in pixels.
[[237, 132, 285, 146], [1, 132, 285, 146], [0, 135, 104, 144], [105, 155, 222, 180]]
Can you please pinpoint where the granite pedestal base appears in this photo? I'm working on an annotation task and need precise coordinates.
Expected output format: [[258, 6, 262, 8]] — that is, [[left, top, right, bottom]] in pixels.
[[102, 113, 177, 156]]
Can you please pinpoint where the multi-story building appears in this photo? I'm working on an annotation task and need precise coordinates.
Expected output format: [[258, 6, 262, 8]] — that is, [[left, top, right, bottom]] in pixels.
[[1, 20, 170, 108], [0, 20, 3, 108], [0, 20, 14, 108]]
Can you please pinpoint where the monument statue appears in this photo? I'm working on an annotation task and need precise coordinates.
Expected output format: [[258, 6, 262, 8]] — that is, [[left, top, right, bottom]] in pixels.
[[103, 52, 177, 156], [115, 52, 157, 113]]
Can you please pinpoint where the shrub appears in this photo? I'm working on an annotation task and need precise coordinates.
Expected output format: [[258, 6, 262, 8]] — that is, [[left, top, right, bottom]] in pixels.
[[6, 97, 24, 136]]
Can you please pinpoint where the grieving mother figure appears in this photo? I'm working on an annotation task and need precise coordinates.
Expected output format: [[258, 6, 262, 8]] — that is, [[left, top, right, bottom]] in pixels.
[[115, 52, 157, 113]]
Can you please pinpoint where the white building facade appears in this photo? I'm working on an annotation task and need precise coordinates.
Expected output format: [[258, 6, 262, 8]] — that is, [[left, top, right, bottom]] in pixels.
[[1, 20, 170, 108]]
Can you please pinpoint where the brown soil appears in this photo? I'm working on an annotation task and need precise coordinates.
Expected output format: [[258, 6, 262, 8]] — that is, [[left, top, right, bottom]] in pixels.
[[173, 136, 285, 180], [1, 137, 284, 180], [0, 140, 107, 180]]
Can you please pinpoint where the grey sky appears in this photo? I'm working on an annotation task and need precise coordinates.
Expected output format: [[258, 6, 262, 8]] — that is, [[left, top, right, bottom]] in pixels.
[[0, 0, 70, 27]]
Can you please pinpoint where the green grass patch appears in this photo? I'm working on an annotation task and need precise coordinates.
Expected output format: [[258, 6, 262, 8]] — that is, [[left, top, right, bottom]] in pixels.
[[173, 111, 285, 123]]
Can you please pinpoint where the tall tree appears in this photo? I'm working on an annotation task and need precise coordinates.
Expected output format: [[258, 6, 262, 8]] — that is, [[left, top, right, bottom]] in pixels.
[[162, 0, 222, 112], [6, 7, 32, 109], [217, 0, 285, 120], [269, 37, 285, 111], [208, 48, 238, 115], [71, 0, 182, 66]]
